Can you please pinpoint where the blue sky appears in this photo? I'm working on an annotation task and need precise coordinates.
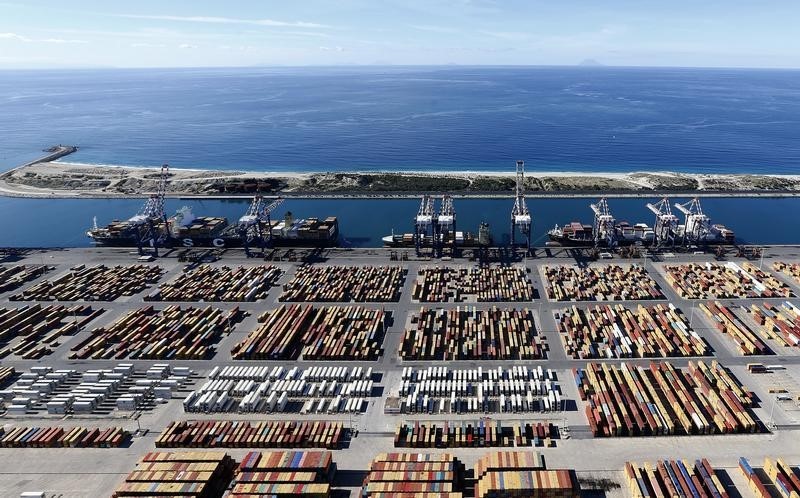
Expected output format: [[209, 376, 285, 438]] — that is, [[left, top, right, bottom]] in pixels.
[[1, 0, 798, 68]]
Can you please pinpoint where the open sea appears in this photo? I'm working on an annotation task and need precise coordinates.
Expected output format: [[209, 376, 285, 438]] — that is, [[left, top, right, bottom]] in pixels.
[[2, 66, 800, 247]]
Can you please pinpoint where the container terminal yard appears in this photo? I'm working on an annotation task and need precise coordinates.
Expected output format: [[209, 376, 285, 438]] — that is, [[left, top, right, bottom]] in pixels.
[[1, 164, 800, 497]]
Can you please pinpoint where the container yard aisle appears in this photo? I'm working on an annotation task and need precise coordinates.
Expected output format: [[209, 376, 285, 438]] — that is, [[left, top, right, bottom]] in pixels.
[[2, 247, 800, 497]]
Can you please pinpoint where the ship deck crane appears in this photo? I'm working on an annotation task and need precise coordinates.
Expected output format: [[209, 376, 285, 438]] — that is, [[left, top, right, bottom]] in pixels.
[[510, 160, 532, 250], [674, 197, 711, 245], [238, 195, 284, 256], [127, 163, 170, 256], [590, 197, 616, 247], [436, 194, 456, 257], [414, 194, 436, 255], [646, 197, 679, 247]]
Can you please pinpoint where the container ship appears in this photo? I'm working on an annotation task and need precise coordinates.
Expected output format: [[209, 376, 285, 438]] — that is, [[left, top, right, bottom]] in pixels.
[[547, 197, 733, 247], [382, 229, 490, 248], [88, 206, 339, 249]]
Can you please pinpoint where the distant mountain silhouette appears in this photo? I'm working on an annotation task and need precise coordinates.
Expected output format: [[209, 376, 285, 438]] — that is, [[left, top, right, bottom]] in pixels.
[[578, 59, 604, 66]]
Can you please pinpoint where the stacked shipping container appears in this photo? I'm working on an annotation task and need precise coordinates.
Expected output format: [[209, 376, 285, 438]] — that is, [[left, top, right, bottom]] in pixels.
[[412, 266, 535, 302], [701, 301, 771, 355], [230, 450, 334, 497], [157, 420, 344, 449], [232, 304, 386, 360], [574, 361, 758, 436], [279, 265, 405, 302], [556, 303, 709, 358], [361, 452, 464, 498], [749, 301, 800, 348], [664, 262, 794, 299], [400, 307, 545, 360], [475, 451, 578, 498], [740, 457, 800, 498], [145, 264, 282, 302], [543, 265, 663, 301], [69, 305, 242, 360], [394, 421, 558, 448], [0, 426, 129, 448], [12, 264, 163, 301], [625, 459, 729, 498], [112, 451, 236, 498], [773, 262, 800, 284], [0, 264, 49, 293], [0, 304, 104, 359]]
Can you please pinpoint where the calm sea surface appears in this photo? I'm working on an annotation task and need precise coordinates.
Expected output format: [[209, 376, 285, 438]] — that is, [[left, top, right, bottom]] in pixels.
[[1, 66, 800, 174]]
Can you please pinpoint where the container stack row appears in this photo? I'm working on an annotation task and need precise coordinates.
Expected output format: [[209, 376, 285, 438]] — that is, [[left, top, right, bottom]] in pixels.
[[412, 266, 535, 302], [0, 366, 14, 386], [773, 261, 800, 284], [700, 301, 771, 355], [69, 305, 242, 360], [400, 306, 545, 360], [555, 303, 709, 358], [0, 426, 129, 448], [12, 264, 164, 301], [475, 451, 579, 498], [0, 264, 49, 293], [740, 457, 800, 498], [749, 301, 800, 347], [394, 421, 559, 448], [544, 264, 663, 301], [625, 459, 729, 498], [145, 264, 282, 302], [112, 451, 236, 498], [574, 360, 757, 437], [231, 450, 334, 497], [184, 365, 375, 414], [361, 452, 464, 498], [397, 366, 561, 414], [664, 262, 795, 299], [232, 304, 386, 360], [0, 304, 105, 359], [157, 420, 345, 449], [279, 265, 405, 302]]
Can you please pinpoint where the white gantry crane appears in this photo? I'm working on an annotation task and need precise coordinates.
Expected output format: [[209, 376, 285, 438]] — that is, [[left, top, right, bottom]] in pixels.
[[510, 160, 532, 250], [238, 195, 284, 255], [590, 197, 616, 247], [435, 194, 456, 256], [127, 163, 170, 256], [414, 194, 436, 255], [646, 197, 679, 247], [673, 197, 734, 245]]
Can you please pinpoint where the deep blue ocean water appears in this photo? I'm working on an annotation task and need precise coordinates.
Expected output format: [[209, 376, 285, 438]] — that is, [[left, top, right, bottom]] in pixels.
[[1, 196, 799, 248], [2, 66, 800, 173]]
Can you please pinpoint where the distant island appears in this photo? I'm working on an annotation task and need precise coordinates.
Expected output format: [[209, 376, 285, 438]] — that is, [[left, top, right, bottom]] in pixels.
[[2, 159, 800, 199], [578, 58, 604, 66]]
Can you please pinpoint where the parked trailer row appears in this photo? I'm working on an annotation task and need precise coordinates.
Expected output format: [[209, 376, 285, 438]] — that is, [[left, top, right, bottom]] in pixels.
[[69, 305, 242, 360], [0, 264, 49, 293], [555, 303, 709, 359], [12, 264, 164, 302], [398, 392, 562, 415], [145, 264, 282, 302], [362, 452, 464, 498], [626, 459, 729, 498], [279, 265, 405, 302], [157, 420, 344, 449], [0, 425, 129, 448], [0, 363, 189, 415], [543, 264, 663, 302], [402, 365, 555, 382], [231, 304, 386, 360], [394, 421, 559, 448], [209, 365, 372, 383], [112, 451, 236, 498], [664, 262, 795, 299], [0, 304, 105, 359], [574, 361, 758, 437], [749, 301, 800, 348], [701, 301, 771, 355], [400, 307, 545, 361], [412, 266, 535, 302], [773, 261, 800, 284]]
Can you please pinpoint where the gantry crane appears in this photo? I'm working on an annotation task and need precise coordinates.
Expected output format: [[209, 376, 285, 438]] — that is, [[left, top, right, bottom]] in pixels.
[[590, 197, 616, 247], [414, 194, 436, 255], [646, 197, 679, 247], [435, 194, 456, 257], [238, 195, 284, 256], [127, 163, 170, 256], [674, 197, 711, 245], [510, 160, 532, 250]]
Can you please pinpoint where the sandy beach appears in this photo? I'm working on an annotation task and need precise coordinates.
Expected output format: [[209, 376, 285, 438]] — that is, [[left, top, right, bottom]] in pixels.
[[2, 160, 800, 199]]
